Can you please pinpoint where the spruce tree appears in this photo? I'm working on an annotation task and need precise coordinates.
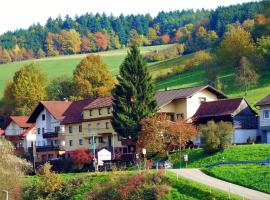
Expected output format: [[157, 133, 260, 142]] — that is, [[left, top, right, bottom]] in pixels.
[[112, 45, 157, 140]]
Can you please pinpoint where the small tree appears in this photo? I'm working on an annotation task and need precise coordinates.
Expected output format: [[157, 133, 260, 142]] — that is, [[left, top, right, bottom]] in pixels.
[[72, 148, 93, 170], [236, 57, 259, 96], [200, 121, 233, 154]]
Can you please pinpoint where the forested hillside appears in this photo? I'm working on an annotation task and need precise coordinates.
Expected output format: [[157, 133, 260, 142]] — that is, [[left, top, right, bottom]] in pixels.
[[0, 1, 262, 63]]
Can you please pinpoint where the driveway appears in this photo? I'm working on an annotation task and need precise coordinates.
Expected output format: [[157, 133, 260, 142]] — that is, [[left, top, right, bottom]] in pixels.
[[169, 169, 270, 200]]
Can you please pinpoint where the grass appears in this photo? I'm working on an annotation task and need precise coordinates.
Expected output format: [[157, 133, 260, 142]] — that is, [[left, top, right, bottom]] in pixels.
[[163, 172, 241, 200], [169, 144, 270, 168], [0, 44, 170, 97], [202, 164, 270, 194]]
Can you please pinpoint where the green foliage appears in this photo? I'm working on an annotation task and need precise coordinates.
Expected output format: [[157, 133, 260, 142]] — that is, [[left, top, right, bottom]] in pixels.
[[1, 62, 48, 115], [112, 45, 157, 139], [201, 121, 233, 154], [46, 75, 74, 100], [73, 54, 115, 99], [257, 36, 270, 63], [202, 164, 270, 194], [169, 144, 270, 168]]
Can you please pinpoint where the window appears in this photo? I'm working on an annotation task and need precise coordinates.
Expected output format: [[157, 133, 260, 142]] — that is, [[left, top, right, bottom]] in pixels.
[[55, 126, 60, 133], [107, 107, 111, 114], [98, 137, 104, 143], [198, 97, 206, 103], [69, 126, 72, 133], [89, 110, 93, 116], [69, 140, 73, 146], [106, 122, 110, 129], [118, 135, 122, 141], [98, 108, 102, 115], [79, 139, 83, 145], [177, 113, 184, 119], [88, 124, 92, 131], [97, 123, 101, 130], [42, 114, 45, 121], [263, 110, 270, 119], [79, 125, 82, 132], [37, 128, 40, 134], [42, 128, 45, 134]]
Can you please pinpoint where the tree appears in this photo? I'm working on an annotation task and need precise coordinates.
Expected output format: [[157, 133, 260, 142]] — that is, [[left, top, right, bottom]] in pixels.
[[0, 82, 15, 115], [45, 32, 60, 56], [200, 121, 233, 153], [257, 36, 270, 63], [73, 54, 114, 99], [0, 48, 11, 63], [87, 31, 97, 51], [80, 36, 91, 53], [0, 139, 31, 199], [72, 148, 93, 170], [94, 32, 109, 50], [36, 48, 46, 58], [236, 57, 259, 96], [161, 34, 170, 44], [147, 28, 158, 44], [112, 45, 157, 140], [217, 27, 255, 67], [2, 63, 48, 115], [46, 75, 74, 100], [60, 29, 81, 54]]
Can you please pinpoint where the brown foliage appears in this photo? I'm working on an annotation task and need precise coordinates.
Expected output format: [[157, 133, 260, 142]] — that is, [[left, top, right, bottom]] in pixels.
[[72, 148, 93, 170], [161, 34, 170, 44], [94, 32, 109, 50]]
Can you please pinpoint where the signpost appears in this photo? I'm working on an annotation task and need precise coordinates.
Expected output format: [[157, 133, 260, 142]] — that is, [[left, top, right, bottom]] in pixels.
[[184, 154, 188, 168]]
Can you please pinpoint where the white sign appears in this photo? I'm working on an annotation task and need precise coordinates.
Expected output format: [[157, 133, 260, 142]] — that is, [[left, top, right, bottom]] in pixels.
[[184, 154, 188, 162], [142, 149, 146, 155], [97, 149, 111, 166]]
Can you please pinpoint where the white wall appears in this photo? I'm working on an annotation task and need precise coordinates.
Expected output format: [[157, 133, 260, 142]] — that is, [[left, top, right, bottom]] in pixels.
[[24, 129, 36, 150], [5, 122, 23, 135], [259, 105, 270, 127], [232, 129, 258, 144]]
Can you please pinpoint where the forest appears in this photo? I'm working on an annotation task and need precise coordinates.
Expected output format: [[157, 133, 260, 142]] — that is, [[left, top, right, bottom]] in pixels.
[[0, 1, 262, 63]]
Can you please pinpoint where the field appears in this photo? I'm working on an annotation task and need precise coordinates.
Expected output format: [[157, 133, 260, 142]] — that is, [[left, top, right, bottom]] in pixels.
[[22, 171, 240, 200], [0, 44, 170, 97], [169, 144, 270, 168], [202, 165, 270, 194]]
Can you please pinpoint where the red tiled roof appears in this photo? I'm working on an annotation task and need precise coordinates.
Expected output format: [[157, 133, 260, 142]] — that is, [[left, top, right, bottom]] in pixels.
[[28, 101, 72, 123], [193, 98, 244, 118], [3, 116, 34, 129], [255, 94, 270, 107], [61, 99, 93, 125], [156, 85, 227, 107], [84, 96, 112, 110]]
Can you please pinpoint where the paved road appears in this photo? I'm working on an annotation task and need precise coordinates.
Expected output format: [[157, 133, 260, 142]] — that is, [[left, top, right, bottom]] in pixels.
[[169, 169, 270, 200]]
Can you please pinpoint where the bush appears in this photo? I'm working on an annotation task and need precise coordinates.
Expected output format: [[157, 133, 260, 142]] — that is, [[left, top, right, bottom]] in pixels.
[[200, 121, 233, 154]]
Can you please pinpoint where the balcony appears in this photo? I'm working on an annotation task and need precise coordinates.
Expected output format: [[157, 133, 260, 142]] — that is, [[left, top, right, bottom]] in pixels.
[[43, 132, 59, 138], [42, 126, 65, 138], [35, 145, 65, 152]]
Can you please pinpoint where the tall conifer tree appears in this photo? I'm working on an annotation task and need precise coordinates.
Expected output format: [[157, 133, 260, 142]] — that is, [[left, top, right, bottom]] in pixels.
[[112, 45, 157, 140]]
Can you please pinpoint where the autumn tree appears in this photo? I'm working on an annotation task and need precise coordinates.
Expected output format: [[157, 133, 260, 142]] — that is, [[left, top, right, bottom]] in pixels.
[[1, 63, 48, 115], [73, 54, 114, 99], [110, 31, 121, 49], [0, 48, 11, 63], [200, 121, 233, 153], [217, 27, 255, 67], [72, 148, 93, 170], [112, 45, 157, 140], [46, 75, 74, 100], [45, 32, 60, 56], [161, 34, 170, 44], [94, 32, 109, 50], [0, 139, 31, 200], [236, 57, 259, 96], [80, 36, 91, 53], [147, 28, 158, 44], [36, 48, 46, 58], [128, 29, 141, 46], [60, 29, 81, 54], [87, 31, 97, 51]]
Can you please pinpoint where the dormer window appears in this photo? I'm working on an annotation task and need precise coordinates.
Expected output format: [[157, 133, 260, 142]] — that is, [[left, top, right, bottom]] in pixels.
[[98, 108, 102, 115]]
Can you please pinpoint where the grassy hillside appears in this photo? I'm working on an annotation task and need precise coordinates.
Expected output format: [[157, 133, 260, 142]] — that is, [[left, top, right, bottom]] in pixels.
[[154, 55, 270, 109], [0, 44, 170, 97], [169, 144, 270, 168]]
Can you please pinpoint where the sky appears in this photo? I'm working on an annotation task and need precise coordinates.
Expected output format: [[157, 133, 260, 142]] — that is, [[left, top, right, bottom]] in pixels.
[[0, 0, 258, 34]]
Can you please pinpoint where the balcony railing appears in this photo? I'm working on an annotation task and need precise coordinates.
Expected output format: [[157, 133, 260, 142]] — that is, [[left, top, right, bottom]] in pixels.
[[42, 126, 65, 138], [35, 145, 65, 152]]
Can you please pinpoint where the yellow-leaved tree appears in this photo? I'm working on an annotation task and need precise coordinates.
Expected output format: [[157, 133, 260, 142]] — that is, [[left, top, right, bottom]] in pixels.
[[73, 54, 115, 99]]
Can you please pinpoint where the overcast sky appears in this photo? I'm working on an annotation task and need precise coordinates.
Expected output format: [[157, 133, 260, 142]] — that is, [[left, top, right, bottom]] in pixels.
[[0, 0, 258, 34]]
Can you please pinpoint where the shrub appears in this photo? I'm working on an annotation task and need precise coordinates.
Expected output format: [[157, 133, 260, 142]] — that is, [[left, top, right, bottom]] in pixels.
[[200, 121, 233, 154], [73, 148, 93, 170]]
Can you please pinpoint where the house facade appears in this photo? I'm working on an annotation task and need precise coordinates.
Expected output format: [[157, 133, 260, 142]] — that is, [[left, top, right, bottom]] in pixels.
[[255, 95, 270, 143], [3, 116, 36, 154], [27, 101, 72, 162], [156, 85, 227, 121], [193, 98, 258, 144]]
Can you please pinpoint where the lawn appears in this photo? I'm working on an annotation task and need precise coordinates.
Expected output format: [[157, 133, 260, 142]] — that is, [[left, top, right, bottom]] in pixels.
[[202, 164, 270, 194], [163, 172, 241, 200], [0, 44, 170, 97], [169, 144, 270, 168], [22, 170, 241, 200]]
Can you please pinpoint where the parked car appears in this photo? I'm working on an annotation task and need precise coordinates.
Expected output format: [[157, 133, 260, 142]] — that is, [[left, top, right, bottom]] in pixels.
[[152, 161, 173, 169]]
